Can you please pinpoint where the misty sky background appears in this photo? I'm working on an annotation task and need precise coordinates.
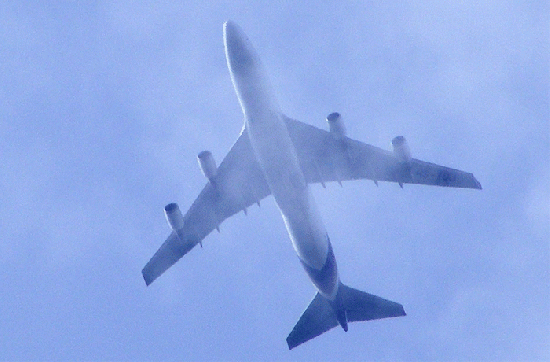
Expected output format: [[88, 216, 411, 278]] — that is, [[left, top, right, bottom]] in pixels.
[[1, 1, 548, 361]]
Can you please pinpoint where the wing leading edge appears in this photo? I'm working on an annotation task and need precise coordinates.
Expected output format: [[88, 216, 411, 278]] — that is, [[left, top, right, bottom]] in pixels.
[[284, 115, 482, 189], [142, 129, 270, 285]]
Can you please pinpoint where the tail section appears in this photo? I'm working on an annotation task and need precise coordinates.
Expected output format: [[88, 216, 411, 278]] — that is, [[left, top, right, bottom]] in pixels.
[[340, 284, 406, 323], [286, 283, 406, 350], [286, 292, 339, 350]]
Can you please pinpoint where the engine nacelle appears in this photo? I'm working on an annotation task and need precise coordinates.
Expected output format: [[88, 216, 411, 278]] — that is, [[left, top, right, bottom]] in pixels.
[[165, 203, 184, 231], [326, 112, 346, 137], [392, 136, 411, 162], [198, 150, 217, 181]]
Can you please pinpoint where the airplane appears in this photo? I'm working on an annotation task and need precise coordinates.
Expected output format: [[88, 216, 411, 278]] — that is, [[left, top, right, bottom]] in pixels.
[[142, 20, 482, 350]]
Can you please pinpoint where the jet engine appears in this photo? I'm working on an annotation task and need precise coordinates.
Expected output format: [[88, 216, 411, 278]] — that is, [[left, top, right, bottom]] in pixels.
[[326, 112, 346, 137], [164, 203, 184, 231], [392, 136, 411, 163], [198, 150, 217, 181]]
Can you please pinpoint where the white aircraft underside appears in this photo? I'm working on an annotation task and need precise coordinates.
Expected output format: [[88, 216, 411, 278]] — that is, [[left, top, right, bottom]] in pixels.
[[142, 21, 482, 350]]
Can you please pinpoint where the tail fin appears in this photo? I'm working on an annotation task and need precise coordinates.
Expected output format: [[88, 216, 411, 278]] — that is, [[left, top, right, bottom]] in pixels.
[[286, 283, 406, 350]]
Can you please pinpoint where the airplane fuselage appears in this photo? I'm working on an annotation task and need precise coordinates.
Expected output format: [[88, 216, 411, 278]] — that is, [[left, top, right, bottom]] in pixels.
[[224, 21, 338, 300]]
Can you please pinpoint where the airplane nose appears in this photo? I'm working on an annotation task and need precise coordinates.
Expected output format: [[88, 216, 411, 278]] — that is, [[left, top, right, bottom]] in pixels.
[[223, 20, 255, 75], [223, 20, 239, 40]]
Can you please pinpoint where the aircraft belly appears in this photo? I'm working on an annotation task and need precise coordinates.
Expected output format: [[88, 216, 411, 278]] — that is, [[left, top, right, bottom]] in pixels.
[[246, 113, 329, 271], [280, 191, 330, 271]]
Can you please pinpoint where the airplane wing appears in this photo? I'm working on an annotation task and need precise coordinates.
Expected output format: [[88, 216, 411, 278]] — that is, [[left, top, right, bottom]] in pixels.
[[142, 128, 271, 285], [284, 116, 482, 189]]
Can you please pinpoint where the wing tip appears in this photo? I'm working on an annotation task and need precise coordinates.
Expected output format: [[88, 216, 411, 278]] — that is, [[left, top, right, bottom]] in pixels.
[[399, 305, 407, 317], [469, 174, 482, 190], [474, 178, 482, 190], [142, 268, 156, 286], [286, 337, 296, 350]]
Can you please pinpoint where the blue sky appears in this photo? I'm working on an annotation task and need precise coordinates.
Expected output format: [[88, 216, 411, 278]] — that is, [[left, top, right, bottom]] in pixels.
[[1, 1, 548, 361]]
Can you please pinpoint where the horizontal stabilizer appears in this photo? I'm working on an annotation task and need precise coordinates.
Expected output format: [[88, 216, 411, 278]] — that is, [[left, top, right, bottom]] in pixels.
[[286, 284, 406, 350], [286, 292, 338, 350], [340, 284, 406, 322]]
